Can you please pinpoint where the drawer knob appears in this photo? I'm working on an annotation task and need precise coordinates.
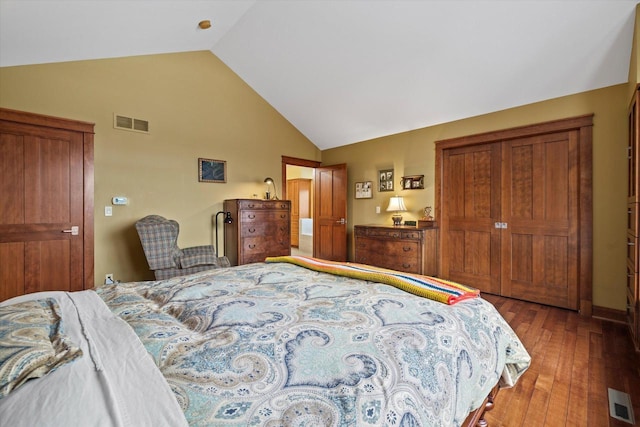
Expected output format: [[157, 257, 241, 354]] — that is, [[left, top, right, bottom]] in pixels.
[[248, 244, 256, 249], [248, 214, 256, 219], [403, 246, 412, 252], [249, 228, 256, 233]]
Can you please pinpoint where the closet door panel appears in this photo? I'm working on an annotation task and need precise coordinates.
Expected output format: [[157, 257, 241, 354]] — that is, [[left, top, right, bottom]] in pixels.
[[501, 132, 579, 309], [441, 143, 501, 294]]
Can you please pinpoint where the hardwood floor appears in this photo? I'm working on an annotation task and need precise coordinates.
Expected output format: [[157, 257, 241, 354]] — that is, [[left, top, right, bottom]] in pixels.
[[482, 294, 640, 427]]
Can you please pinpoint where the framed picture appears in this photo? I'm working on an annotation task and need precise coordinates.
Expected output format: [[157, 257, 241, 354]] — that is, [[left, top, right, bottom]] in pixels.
[[198, 158, 227, 183], [355, 181, 373, 199], [400, 175, 424, 190], [379, 169, 394, 192]]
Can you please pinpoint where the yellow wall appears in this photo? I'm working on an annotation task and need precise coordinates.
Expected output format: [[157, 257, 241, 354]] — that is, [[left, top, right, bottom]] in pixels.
[[322, 84, 629, 311], [0, 51, 321, 283], [630, 4, 639, 97]]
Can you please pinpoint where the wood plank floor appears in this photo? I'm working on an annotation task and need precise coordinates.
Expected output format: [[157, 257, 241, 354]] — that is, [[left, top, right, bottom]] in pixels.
[[482, 294, 640, 427]]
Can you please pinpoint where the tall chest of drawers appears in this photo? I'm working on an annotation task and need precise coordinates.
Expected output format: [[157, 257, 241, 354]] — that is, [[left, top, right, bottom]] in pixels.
[[224, 199, 291, 266], [354, 224, 437, 276]]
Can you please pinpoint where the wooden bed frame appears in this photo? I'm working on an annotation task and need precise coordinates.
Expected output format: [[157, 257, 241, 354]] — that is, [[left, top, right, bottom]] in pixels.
[[462, 385, 499, 427]]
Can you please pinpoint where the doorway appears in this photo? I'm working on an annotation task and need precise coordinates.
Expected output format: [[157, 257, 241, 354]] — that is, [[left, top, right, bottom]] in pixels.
[[286, 164, 314, 257], [281, 156, 348, 262]]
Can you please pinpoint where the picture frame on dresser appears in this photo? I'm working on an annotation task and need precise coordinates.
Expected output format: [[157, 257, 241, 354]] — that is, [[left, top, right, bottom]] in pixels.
[[355, 181, 373, 199], [198, 158, 226, 183]]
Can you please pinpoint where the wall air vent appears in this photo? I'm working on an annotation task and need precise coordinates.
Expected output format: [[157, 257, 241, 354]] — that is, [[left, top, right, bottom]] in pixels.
[[608, 388, 635, 424], [114, 113, 149, 134]]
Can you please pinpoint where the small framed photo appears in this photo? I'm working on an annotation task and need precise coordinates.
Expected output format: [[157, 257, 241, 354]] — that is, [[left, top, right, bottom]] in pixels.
[[400, 175, 424, 190], [198, 158, 227, 183], [355, 181, 373, 199], [379, 169, 394, 192]]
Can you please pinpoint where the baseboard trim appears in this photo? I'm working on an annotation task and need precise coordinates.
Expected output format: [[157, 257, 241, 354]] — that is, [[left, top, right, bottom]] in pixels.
[[592, 305, 626, 324]]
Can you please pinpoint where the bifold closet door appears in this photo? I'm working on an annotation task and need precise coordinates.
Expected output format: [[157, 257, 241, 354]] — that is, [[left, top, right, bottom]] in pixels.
[[440, 142, 502, 295], [501, 131, 579, 310]]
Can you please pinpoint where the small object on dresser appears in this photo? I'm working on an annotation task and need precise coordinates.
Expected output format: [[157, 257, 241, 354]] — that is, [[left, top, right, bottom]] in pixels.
[[418, 220, 435, 228], [422, 206, 434, 220], [404, 220, 417, 226]]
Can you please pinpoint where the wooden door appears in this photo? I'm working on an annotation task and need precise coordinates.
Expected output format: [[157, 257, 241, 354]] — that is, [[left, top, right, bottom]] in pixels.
[[314, 164, 347, 261], [501, 132, 580, 309], [0, 109, 94, 301], [441, 142, 502, 294]]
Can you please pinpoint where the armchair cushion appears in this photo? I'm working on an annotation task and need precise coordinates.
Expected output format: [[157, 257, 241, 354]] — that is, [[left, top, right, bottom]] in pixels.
[[179, 246, 216, 268]]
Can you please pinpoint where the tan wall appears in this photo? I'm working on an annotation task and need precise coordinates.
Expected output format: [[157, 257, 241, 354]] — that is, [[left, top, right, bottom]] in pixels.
[[630, 4, 639, 98], [0, 51, 320, 284], [322, 84, 629, 311]]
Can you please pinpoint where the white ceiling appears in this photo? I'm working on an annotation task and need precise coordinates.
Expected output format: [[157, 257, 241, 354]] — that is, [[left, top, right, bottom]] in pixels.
[[0, 0, 637, 150]]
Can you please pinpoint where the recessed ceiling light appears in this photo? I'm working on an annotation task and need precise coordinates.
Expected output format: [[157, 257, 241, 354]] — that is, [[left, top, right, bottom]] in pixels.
[[198, 20, 212, 30]]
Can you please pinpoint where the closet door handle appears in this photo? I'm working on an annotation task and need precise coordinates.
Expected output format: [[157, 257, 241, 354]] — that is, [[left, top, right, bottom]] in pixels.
[[62, 226, 79, 236]]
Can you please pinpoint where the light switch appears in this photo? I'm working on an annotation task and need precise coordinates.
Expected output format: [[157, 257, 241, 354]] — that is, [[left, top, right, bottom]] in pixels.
[[376, 206, 381, 214], [105, 206, 113, 216]]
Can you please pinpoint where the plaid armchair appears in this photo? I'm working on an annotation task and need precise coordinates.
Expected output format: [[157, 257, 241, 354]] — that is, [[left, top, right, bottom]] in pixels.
[[135, 215, 230, 280]]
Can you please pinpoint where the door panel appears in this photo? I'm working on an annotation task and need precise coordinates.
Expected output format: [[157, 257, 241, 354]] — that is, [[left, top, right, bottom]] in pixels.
[[501, 131, 579, 309], [441, 143, 501, 294], [0, 120, 85, 300], [314, 164, 347, 261]]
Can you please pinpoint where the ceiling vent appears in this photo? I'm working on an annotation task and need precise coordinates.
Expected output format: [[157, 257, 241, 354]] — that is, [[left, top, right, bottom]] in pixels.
[[114, 113, 149, 134]]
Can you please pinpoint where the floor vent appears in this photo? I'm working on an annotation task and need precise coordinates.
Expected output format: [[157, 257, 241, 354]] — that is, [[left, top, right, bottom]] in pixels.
[[608, 388, 635, 424], [114, 113, 149, 134]]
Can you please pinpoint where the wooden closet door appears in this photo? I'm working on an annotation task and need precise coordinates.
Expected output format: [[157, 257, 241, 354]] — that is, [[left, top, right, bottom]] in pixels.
[[501, 131, 579, 309], [0, 115, 91, 301], [441, 142, 501, 294]]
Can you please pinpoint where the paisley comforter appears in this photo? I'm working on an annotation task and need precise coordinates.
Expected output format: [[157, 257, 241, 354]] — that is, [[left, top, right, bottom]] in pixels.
[[97, 262, 530, 426]]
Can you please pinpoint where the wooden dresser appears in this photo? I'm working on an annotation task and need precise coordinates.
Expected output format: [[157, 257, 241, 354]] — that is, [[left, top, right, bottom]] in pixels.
[[224, 199, 291, 266], [627, 85, 640, 351], [354, 224, 437, 276]]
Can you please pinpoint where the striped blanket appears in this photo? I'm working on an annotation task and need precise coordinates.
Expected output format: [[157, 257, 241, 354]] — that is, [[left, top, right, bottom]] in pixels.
[[265, 256, 479, 305]]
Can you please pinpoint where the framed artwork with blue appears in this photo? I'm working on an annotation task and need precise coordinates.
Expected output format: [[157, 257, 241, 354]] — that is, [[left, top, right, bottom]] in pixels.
[[198, 158, 226, 183]]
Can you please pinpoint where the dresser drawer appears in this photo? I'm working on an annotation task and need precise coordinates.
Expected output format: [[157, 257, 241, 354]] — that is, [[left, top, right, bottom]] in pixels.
[[628, 232, 638, 271], [356, 238, 420, 258], [238, 200, 290, 210], [355, 252, 421, 274], [629, 203, 639, 236], [356, 226, 423, 241], [628, 263, 638, 304], [241, 210, 290, 223], [355, 238, 421, 274]]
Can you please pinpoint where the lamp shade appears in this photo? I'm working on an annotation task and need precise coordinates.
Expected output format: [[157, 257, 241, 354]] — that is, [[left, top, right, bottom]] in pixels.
[[386, 196, 407, 212]]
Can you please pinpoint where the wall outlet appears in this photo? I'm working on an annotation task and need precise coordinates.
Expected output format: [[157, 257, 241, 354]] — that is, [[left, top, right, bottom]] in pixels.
[[105, 273, 114, 284]]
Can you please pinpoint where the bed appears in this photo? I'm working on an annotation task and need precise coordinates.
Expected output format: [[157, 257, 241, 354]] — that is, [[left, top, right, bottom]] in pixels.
[[0, 257, 530, 426]]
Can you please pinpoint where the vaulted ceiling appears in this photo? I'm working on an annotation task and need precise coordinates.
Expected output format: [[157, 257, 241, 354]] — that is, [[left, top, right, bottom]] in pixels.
[[0, 1, 637, 149]]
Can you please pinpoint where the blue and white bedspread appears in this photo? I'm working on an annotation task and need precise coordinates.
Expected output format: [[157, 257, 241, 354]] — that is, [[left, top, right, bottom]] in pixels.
[[97, 262, 530, 426]]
